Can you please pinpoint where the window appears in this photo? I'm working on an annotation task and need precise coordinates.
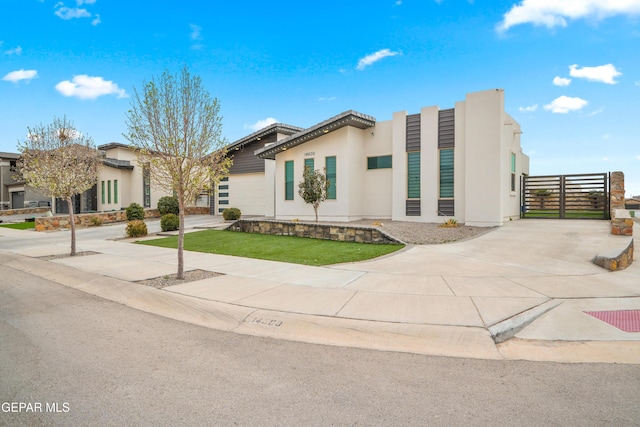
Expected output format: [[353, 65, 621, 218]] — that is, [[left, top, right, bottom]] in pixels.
[[101, 181, 105, 204], [304, 158, 314, 171], [218, 184, 228, 190], [326, 156, 336, 200], [407, 152, 420, 198], [439, 149, 454, 198], [9, 160, 17, 172], [367, 155, 392, 170], [510, 152, 516, 192], [143, 163, 151, 208], [114, 180, 118, 204], [219, 200, 229, 205], [218, 192, 229, 198], [107, 180, 112, 204], [221, 177, 229, 182], [285, 161, 294, 200]]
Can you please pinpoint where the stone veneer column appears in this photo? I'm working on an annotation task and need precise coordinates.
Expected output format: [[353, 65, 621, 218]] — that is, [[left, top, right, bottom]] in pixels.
[[610, 171, 625, 219]]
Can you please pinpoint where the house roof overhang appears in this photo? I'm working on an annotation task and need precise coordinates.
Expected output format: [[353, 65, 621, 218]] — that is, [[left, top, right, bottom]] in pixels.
[[255, 110, 376, 160], [226, 123, 303, 153], [98, 142, 132, 151], [103, 158, 134, 170]]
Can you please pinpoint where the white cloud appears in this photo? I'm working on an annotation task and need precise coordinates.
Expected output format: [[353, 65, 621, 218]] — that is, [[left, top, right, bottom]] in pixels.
[[4, 45, 22, 55], [569, 64, 621, 84], [318, 96, 336, 102], [356, 49, 401, 70], [55, 75, 127, 100], [55, 6, 91, 20], [244, 117, 278, 132], [636, 155, 640, 160], [55, 1, 99, 23], [544, 96, 588, 113], [190, 24, 203, 41], [497, 0, 640, 32], [553, 76, 571, 86], [518, 104, 538, 112], [587, 107, 604, 116], [2, 69, 38, 83]]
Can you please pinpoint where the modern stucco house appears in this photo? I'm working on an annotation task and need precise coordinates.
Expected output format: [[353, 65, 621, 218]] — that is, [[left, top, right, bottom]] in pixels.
[[228, 88, 529, 227]]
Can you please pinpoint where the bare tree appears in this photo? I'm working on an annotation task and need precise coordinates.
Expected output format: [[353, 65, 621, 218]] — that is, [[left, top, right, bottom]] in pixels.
[[17, 116, 101, 256], [298, 165, 329, 222], [125, 66, 232, 279]]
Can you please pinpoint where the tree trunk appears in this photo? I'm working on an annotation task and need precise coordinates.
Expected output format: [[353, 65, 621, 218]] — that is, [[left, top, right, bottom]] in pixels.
[[177, 195, 185, 280], [67, 197, 77, 256], [314, 204, 318, 222]]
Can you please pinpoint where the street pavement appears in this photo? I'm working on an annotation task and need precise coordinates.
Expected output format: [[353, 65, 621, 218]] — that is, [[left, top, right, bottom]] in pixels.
[[0, 214, 637, 364]]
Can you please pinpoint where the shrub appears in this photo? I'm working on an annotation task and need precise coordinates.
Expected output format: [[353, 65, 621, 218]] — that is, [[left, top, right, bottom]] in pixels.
[[158, 196, 179, 216], [222, 207, 241, 220], [161, 213, 179, 232], [439, 218, 458, 228], [126, 203, 145, 221], [126, 220, 148, 238], [89, 216, 103, 226]]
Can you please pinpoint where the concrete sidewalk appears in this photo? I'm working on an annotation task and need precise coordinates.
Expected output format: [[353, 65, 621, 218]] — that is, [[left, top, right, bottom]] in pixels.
[[1, 216, 638, 363]]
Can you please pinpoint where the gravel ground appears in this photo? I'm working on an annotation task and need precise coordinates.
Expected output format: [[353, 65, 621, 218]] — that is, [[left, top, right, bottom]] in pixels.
[[337, 219, 496, 245]]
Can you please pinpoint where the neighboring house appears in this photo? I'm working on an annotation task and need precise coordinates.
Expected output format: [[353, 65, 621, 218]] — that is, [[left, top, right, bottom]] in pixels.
[[96, 142, 174, 212], [252, 88, 530, 227], [0, 151, 51, 210], [626, 198, 640, 210]]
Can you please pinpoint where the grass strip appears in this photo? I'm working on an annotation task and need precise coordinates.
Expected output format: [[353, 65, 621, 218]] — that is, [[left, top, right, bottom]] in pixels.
[[137, 229, 403, 266], [0, 222, 35, 229]]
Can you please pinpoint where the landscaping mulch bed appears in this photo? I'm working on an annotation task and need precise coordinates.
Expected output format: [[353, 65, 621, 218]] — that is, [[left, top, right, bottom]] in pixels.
[[136, 269, 222, 289]]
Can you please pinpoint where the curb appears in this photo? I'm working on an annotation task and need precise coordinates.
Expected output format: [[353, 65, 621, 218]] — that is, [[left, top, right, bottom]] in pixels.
[[489, 300, 563, 344]]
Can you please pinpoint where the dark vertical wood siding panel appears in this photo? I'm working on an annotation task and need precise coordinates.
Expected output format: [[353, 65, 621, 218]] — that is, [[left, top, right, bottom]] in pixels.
[[406, 114, 421, 152], [229, 134, 277, 174], [406, 199, 421, 216], [438, 200, 455, 216], [438, 108, 455, 149]]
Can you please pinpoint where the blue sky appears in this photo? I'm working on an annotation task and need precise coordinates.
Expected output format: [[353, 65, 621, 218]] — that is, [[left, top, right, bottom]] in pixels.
[[2, 0, 639, 196]]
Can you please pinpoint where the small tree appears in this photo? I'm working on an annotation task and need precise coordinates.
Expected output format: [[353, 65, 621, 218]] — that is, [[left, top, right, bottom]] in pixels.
[[298, 165, 329, 222], [124, 66, 232, 279], [17, 116, 101, 256]]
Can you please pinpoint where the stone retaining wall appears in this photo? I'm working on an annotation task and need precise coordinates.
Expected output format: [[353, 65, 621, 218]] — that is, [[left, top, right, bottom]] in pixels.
[[593, 239, 634, 271], [228, 219, 403, 245], [611, 217, 634, 236], [34, 207, 210, 231], [0, 207, 50, 216]]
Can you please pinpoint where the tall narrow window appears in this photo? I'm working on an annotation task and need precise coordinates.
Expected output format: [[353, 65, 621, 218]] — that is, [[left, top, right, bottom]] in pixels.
[[304, 158, 314, 171], [114, 180, 118, 204], [143, 163, 151, 208], [101, 181, 105, 204], [407, 152, 420, 198], [510, 152, 516, 192], [107, 180, 112, 204], [439, 149, 454, 198], [326, 156, 336, 200], [285, 161, 294, 200]]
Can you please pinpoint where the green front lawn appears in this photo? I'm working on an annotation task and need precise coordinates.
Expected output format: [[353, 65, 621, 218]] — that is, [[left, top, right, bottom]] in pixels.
[[137, 230, 404, 266], [0, 221, 35, 230]]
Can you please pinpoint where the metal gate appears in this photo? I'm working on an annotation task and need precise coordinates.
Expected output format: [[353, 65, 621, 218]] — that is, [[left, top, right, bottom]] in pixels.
[[521, 173, 609, 219]]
